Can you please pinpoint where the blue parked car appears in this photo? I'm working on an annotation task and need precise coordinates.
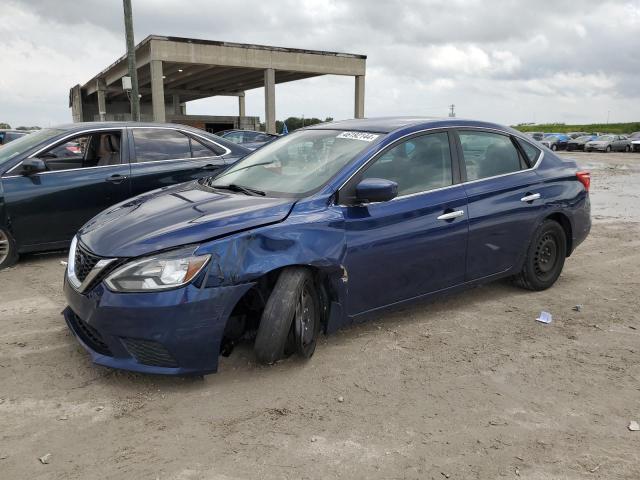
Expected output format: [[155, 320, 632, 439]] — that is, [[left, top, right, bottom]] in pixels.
[[63, 117, 591, 375], [0, 122, 248, 269]]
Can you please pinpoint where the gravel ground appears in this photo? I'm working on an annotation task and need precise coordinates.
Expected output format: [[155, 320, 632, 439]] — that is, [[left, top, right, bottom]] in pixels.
[[1, 151, 639, 479]]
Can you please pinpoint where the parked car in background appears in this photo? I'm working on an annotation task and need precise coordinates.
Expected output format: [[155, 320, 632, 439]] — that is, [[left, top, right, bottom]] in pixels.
[[566, 135, 597, 151], [541, 134, 570, 151], [628, 132, 640, 152], [584, 134, 631, 152], [526, 132, 545, 141], [0, 122, 249, 269], [217, 129, 279, 150], [566, 132, 589, 139], [62, 117, 591, 375], [0, 129, 31, 146]]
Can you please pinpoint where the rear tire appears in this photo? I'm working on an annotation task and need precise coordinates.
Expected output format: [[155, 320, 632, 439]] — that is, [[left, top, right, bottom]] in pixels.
[[254, 267, 321, 364], [512, 220, 566, 291], [551, 144, 557, 151], [625, 145, 630, 152], [0, 228, 19, 270], [606, 145, 612, 152]]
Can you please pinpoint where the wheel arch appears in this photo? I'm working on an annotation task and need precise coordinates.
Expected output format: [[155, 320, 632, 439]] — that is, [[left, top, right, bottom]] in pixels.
[[545, 212, 573, 257], [219, 263, 345, 354]]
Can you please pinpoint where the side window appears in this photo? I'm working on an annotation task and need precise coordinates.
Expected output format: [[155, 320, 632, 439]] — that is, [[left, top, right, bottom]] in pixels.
[[361, 132, 453, 197], [36, 132, 121, 171], [458, 131, 523, 181], [132, 129, 191, 162], [516, 138, 541, 166], [189, 138, 217, 158]]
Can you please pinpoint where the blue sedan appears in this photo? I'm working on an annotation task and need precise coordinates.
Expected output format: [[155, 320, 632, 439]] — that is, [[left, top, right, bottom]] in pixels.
[[63, 117, 591, 375]]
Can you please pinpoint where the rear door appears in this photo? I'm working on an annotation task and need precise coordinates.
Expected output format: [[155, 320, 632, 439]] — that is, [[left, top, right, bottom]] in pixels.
[[128, 127, 227, 195], [2, 129, 131, 247], [455, 129, 545, 281], [338, 130, 468, 315]]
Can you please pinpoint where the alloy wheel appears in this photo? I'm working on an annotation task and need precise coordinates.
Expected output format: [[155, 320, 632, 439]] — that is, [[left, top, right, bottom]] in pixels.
[[0, 230, 10, 265]]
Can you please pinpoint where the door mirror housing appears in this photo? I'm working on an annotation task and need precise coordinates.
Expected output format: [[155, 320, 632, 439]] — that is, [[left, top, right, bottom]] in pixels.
[[354, 178, 398, 204], [21, 158, 47, 175]]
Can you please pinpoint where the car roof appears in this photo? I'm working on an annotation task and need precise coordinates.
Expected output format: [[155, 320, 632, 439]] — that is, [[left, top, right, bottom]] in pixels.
[[305, 116, 516, 134], [50, 121, 210, 132]]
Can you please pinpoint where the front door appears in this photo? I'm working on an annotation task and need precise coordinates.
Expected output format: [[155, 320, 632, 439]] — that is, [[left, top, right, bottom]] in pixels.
[[455, 129, 545, 281], [338, 131, 468, 315], [128, 127, 227, 195], [2, 130, 131, 247]]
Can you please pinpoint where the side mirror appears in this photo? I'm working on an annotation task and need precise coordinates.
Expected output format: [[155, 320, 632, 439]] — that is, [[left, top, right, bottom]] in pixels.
[[21, 158, 47, 175], [354, 178, 398, 204]]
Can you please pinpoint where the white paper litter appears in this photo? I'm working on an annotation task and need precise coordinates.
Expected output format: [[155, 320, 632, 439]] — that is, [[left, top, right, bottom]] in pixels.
[[536, 311, 552, 324]]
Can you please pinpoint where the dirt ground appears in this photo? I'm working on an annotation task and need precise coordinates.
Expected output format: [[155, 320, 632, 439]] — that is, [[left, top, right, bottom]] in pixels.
[[1, 151, 639, 479]]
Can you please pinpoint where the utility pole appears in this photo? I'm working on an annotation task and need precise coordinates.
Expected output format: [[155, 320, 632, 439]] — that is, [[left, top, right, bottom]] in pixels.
[[448, 104, 456, 118], [123, 0, 140, 121]]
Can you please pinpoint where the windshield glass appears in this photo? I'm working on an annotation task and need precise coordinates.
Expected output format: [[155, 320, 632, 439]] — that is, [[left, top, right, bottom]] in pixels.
[[0, 129, 62, 167], [206, 129, 382, 197], [596, 135, 613, 141]]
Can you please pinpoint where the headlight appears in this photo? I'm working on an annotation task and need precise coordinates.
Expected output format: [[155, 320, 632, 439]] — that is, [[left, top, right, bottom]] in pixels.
[[104, 247, 210, 292]]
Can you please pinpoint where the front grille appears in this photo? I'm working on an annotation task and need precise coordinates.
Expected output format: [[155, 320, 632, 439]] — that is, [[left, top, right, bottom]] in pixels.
[[121, 338, 179, 368], [73, 243, 123, 291], [68, 311, 112, 356], [75, 244, 101, 283]]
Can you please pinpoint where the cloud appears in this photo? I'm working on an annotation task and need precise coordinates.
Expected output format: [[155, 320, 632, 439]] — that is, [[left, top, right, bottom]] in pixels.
[[1, 0, 639, 127]]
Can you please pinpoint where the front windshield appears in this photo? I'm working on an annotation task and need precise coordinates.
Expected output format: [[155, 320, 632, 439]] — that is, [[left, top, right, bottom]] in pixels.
[[206, 129, 383, 197], [596, 135, 613, 141], [0, 129, 62, 167]]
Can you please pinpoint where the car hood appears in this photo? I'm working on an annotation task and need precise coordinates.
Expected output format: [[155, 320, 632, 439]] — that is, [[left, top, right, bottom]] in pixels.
[[78, 182, 296, 258], [587, 141, 607, 145]]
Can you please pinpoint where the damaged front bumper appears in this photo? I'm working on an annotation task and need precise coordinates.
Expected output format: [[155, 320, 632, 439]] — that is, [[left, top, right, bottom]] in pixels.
[[63, 275, 252, 375]]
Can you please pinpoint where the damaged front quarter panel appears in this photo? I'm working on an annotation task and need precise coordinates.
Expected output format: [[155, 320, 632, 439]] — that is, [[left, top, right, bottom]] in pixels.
[[195, 196, 350, 332]]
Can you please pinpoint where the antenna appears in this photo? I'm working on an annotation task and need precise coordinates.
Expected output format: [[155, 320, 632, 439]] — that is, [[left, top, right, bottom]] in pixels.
[[448, 104, 456, 118]]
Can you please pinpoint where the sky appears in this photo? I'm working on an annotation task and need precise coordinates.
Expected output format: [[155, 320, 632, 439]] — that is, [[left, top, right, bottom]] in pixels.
[[1, 0, 639, 128]]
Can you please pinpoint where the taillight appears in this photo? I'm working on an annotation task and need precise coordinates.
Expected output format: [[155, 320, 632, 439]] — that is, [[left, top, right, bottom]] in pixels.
[[576, 171, 590, 192]]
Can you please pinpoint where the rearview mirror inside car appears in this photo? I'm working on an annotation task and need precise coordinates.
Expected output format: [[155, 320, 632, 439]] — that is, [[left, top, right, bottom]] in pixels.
[[355, 178, 398, 204], [21, 158, 47, 175]]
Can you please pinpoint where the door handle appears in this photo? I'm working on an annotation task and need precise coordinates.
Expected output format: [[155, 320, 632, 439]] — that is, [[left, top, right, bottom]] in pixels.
[[520, 193, 541, 202], [437, 210, 465, 221], [106, 174, 127, 184]]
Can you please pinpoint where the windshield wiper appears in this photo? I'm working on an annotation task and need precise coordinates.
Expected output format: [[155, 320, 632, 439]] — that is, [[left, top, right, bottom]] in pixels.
[[211, 183, 266, 196]]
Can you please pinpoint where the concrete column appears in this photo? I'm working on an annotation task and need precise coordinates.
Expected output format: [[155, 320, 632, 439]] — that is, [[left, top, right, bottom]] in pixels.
[[354, 75, 365, 119], [96, 78, 107, 122], [238, 92, 246, 117], [172, 94, 180, 115], [264, 69, 276, 134], [150, 60, 166, 123]]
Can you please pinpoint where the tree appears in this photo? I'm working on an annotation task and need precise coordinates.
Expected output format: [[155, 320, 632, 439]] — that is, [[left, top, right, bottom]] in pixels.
[[0, 122, 11, 129], [16, 126, 41, 130]]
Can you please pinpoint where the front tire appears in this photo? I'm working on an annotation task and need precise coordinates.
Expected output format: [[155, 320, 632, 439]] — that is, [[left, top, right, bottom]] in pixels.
[[551, 144, 557, 151], [606, 145, 612, 152], [0, 228, 19, 270], [254, 267, 321, 364], [512, 220, 566, 291]]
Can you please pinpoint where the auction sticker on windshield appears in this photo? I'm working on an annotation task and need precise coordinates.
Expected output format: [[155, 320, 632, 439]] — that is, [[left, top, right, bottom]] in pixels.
[[336, 132, 379, 142]]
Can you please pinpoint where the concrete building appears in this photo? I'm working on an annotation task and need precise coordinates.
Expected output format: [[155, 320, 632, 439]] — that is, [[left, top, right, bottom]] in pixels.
[[70, 35, 367, 133]]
